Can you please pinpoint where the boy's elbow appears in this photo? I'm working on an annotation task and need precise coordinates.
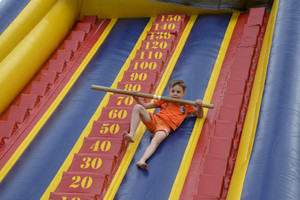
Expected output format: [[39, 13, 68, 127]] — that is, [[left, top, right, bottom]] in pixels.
[[194, 112, 203, 118], [198, 110, 204, 118], [197, 114, 203, 118]]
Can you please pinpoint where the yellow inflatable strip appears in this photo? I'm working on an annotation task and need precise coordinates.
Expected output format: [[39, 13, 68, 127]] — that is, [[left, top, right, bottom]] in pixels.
[[226, 1, 279, 199], [168, 13, 239, 200], [0, 0, 80, 114], [103, 15, 198, 200], [0, 0, 58, 62], [40, 17, 152, 199]]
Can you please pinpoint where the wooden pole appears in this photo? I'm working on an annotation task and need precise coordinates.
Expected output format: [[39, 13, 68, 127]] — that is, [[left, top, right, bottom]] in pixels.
[[91, 85, 214, 109]]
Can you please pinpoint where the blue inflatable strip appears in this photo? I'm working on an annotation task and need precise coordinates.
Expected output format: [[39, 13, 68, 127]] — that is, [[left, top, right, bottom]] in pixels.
[[115, 14, 231, 200], [0, 0, 30, 35], [241, 1, 300, 200], [0, 18, 149, 200]]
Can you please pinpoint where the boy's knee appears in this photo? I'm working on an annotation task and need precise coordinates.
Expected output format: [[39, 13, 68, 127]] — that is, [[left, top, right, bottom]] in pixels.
[[152, 131, 166, 145], [133, 104, 145, 112]]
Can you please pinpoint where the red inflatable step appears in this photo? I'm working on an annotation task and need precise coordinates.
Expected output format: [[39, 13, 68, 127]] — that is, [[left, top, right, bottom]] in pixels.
[[51, 49, 73, 62], [203, 154, 229, 176], [74, 22, 93, 33], [223, 93, 244, 108], [209, 137, 233, 157], [5, 106, 30, 123], [89, 120, 129, 139], [44, 60, 66, 73], [82, 15, 98, 26], [14, 94, 40, 109], [247, 7, 266, 26], [196, 174, 224, 198], [23, 81, 50, 96], [50, 192, 96, 200], [59, 40, 80, 52], [219, 106, 241, 122], [55, 172, 107, 196], [214, 120, 237, 139], [117, 81, 154, 94], [67, 31, 87, 42], [122, 70, 159, 85], [128, 59, 165, 73], [146, 31, 177, 41], [33, 70, 59, 85], [68, 153, 117, 175], [135, 49, 169, 61], [230, 66, 250, 82], [226, 79, 247, 94], [150, 21, 183, 33], [0, 121, 17, 138], [106, 94, 136, 108], [156, 13, 188, 23], [232, 54, 253, 71], [240, 26, 261, 47], [79, 137, 126, 157], [98, 107, 133, 123], [140, 40, 174, 52]]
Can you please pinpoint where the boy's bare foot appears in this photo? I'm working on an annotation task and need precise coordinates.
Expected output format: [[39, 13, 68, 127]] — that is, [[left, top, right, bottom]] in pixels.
[[123, 132, 134, 142], [136, 161, 148, 170]]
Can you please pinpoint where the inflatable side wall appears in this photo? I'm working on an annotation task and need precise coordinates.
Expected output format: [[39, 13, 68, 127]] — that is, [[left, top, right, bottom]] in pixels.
[[0, 0, 82, 114]]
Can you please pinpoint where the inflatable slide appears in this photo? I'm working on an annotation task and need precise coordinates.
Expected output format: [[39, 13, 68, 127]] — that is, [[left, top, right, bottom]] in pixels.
[[1, 0, 300, 199]]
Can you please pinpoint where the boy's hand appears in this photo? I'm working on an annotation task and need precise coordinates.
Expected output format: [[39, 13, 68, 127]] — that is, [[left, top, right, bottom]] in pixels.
[[195, 99, 203, 107], [132, 91, 139, 101], [194, 99, 204, 118]]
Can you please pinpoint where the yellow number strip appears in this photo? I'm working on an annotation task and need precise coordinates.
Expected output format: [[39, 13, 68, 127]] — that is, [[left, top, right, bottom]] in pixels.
[[40, 18, 117, 199], [103, 15, 198, 200]]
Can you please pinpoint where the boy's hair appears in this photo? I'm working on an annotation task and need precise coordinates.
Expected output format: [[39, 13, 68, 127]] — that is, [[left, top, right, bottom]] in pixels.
[[169, 79, 187, 91]]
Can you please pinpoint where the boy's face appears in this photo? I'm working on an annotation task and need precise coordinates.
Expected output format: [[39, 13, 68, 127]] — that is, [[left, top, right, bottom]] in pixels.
[[169, 85, 185, 99]]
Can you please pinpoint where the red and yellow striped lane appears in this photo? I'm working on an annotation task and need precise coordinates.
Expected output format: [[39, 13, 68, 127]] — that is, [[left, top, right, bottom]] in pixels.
[[103, 14, 198, 200], [38, 18, 118, 199], [41, 16, 156, 200], [43, 14, 198, 199], [168, 13, 240, 200], [227, 0, 279, 199]]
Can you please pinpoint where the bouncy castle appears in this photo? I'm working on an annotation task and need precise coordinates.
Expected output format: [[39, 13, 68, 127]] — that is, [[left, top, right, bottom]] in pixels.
[[1, 0, 300, 199]]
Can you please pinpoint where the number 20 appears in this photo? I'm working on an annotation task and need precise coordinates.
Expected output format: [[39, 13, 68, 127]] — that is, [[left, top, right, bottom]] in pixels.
[[69, 176, 93, 189]]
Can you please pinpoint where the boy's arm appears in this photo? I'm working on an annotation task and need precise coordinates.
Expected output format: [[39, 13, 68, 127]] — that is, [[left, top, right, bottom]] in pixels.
[[133, 92, 157, 109], [193, 99, 204, 118]]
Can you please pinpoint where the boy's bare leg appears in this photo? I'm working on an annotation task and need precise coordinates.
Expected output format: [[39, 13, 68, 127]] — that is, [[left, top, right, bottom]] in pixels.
[[123, 104, 151, 142], [136, 131, 167, 170]]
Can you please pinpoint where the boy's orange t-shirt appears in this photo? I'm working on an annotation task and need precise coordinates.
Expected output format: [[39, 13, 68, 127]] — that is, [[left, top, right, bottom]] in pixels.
[[154, 100, 196, 131]]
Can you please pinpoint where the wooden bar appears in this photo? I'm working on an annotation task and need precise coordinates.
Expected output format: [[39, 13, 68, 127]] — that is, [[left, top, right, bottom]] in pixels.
[[91, 85, 214, 109]]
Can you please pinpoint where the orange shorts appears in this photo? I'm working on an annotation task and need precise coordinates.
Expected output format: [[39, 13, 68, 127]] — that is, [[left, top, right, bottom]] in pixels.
[[143, 112, 172, 137]]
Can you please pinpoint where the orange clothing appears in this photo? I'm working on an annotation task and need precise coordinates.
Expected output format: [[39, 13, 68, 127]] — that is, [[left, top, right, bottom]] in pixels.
[[143, 112, 172, 137], [154, 100, 196, 131]]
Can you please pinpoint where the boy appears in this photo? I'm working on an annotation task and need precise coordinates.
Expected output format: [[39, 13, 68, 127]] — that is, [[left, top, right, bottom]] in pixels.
[[123, 79, 204, 170]]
